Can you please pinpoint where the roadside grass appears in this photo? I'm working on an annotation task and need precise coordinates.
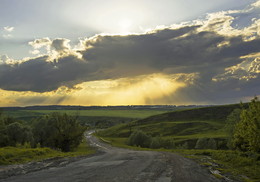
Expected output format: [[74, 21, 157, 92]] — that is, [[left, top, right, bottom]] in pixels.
[[0, 138, 95, 165], [177, 149, 260, 182], [96, 136, 260, 182]]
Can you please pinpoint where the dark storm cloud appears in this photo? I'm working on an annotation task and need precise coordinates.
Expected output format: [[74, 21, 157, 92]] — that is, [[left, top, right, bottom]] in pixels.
[[80, 26, 260, 84], [0, 55, 95, 92]]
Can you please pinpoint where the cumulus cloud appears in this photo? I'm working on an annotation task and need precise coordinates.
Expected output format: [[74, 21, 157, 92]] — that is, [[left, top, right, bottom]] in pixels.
[[0, 55, 15, 64], [0, 1, 259, 104], [3, 26, 14, 32], [28, 37, 81, 59], [51, 38, 71, 52], [28, 37, 51, 50], [2, 26, 15, 39], [0, 55, 9, 63], [252, 0, 260, 7]]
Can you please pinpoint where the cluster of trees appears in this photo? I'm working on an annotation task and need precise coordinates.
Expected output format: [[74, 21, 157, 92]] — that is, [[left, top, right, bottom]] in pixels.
[[127, 130, 175, 149], [230, 97, 260, 153], [127, 130, 221, 150], [0, 112, 87, 152], [0, 115, 33, 147]]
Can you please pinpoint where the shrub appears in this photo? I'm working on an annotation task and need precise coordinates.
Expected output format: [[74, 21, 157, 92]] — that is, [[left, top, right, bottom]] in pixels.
[[195, 138, 208, 149], [181, 142, 189, 149], [208, 138, 217, 149], [161, 138, 175, 149], [150, 137, 161, 149], [127, 130, 151, 148]]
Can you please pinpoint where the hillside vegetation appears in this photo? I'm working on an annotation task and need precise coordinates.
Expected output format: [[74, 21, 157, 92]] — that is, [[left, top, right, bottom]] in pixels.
[[99, 104, 242, 148]]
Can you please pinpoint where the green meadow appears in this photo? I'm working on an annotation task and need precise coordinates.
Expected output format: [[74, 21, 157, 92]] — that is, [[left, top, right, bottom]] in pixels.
[[27, 109, 168, 118]]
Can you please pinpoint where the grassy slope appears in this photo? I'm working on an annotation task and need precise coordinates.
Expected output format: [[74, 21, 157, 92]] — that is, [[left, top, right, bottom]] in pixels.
[[99, 104, 241, 146], [0, 138, 95, 165]]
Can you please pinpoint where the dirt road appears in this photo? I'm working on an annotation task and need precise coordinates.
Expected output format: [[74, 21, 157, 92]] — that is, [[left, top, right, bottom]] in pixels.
[[1, 132, 222, 182]]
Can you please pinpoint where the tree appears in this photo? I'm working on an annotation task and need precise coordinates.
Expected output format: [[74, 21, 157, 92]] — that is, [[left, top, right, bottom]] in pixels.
[[6, 122, 24, 146], [5, 122, 33, 146], [225, 108, 241, 149], [225, 108, 241, 133], [232, 97, 260, 152], [0, 117, 8, 147], [33, 112, 86, 152]]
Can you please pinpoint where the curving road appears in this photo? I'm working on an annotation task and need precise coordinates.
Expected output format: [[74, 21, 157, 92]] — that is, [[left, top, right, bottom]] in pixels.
[[1, 131, 222, 182]]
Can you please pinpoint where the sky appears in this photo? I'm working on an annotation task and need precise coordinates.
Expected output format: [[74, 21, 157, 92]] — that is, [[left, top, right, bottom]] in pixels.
[[0, 0, 259, 106]]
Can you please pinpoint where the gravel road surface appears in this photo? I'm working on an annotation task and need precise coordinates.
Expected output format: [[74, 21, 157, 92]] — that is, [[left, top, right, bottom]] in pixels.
[[0, 131, 222, 182]]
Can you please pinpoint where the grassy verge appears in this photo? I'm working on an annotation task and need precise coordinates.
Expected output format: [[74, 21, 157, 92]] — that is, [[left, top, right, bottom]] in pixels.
[[176, 149, 260, 182], [98, 136, 260, 182], [0, 139, 95, 165]]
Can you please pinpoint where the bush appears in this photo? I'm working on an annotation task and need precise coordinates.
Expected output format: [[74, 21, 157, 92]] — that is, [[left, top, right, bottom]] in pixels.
[[181, 142, 189, 149], [149, 137, 161, 149], [208, 138, 217, 149], [195, 138, 218, 149], [127, 131, 176, 149], [127, 130, 151, 148], [161, 138, 175, 149], [195, 138, 208, 149]]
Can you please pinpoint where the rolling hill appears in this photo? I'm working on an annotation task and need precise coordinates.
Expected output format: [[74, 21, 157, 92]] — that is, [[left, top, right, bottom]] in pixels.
[[98, 104, 244, 148]]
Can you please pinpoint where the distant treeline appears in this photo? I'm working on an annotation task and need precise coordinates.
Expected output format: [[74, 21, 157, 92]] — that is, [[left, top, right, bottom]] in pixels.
[[0, 104, 210, 111]]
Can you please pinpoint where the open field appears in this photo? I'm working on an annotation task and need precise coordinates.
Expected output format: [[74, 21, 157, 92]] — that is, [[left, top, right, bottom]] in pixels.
[[2, 109, 173, 128], [27, 109, 169, 118]]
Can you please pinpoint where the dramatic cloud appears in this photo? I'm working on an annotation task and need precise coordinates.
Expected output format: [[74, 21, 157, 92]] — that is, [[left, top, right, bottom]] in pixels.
[[0, 74, 185, 106], [0, 1, 259, 105]]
